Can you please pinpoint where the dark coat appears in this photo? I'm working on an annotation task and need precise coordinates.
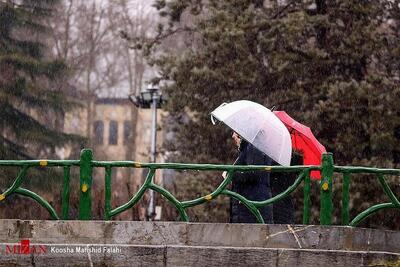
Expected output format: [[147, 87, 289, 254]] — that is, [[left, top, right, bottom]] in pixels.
[[230, 141, 273, 223], [270, 164, 295, 224], [270, 154, 302, 224]]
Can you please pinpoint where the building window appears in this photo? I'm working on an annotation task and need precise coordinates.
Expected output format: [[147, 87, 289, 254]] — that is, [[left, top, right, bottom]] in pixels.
[[93, 121, 104, 145], [109, 120, 118, 145], [123, 121, 132, 145]]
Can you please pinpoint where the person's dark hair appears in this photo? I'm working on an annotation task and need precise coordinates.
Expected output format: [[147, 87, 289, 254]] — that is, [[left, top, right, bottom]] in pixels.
[[238, 139, 248, 152]]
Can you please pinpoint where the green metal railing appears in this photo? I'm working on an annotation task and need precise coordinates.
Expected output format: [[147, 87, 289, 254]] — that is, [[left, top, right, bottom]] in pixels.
[[0, 149, 399, 227]]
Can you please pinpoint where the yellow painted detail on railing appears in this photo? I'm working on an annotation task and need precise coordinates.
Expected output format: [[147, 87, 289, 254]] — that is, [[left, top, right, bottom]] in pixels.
[[0, 194, 5, 201], [39, 160, 48, 166], [82, 183, 88, 193], [134, 162, 142, 168], [322, 182, 329, 191], [265, 167, 272, 171], [204, 194, 212, 201]]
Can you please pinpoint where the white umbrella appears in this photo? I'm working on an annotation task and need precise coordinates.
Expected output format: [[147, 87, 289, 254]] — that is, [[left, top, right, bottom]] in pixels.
[[210, 100, 292, 166]]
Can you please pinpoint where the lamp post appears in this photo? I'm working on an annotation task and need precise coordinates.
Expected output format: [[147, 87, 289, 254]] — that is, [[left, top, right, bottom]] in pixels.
[[129, 87, 165, 221], [148, 88, 158, 164]]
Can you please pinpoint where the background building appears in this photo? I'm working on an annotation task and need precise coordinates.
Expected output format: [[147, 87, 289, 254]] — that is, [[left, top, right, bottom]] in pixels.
[[62, 97, 164, 220]]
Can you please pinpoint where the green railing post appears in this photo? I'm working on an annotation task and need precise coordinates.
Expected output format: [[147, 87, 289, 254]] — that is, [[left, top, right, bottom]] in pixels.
[[78, 149, 93, 220], [61, 166, 71, 220], [320, 153, 333, 225], [303, 170, 311, 225], [341, 172, 350, 225], [104, 166, 112, 220]]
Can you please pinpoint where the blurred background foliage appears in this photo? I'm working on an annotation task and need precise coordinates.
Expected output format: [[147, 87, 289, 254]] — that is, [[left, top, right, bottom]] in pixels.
[[142, 0, 400, 229], [0, 0, 84, 217]]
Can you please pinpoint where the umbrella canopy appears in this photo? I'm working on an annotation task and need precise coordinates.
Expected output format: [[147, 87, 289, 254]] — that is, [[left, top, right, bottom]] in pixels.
[[211, 100, 292, 166], [273, 111, 326, 179]]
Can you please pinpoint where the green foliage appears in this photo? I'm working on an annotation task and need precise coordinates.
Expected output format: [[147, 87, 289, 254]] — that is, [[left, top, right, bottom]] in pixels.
[[0, 0, 83, 202], [0, 1, 81, 161], [144, 0, 400, 228]]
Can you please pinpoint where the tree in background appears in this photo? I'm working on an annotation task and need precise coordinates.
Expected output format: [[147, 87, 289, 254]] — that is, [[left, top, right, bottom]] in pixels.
[[0, 0, 160, 220], [0, 0, 82, 219], [49, 0, 157, 148], [48, 0, 116, 149], [47, 0, 159, 220], [0, 0, 83, 161], [132, 0, 400, 228]]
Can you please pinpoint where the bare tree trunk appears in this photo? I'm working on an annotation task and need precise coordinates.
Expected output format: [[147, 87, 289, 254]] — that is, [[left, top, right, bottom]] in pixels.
[[85, 1, 98, 148], [62, 0, 73, 59], [86, 99, 94, 148], [124, 47, 140, 220]]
